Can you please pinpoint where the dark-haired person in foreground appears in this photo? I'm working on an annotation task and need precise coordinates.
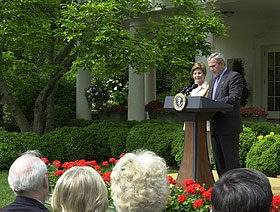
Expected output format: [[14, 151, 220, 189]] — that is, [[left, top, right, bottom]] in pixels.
[[211, 168, 273, 212], [2, 150, 50, 212]]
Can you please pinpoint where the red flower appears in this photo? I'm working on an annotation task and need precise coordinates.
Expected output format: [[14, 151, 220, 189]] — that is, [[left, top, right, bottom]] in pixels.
[[88, 160, 97, 166], [167, 176, 177, 184], [109, 158, 116, 163], [182, 179, 196, 188], [193, 199, 204, 209], [178, 194, 187, 202], [102, 161, 109, 166], [185, 184, 205, 195], [77, 159, 87, 167], [98, 171, 102, 175], [114, 159, 119, 164], [61, 162, 68, 168], [94, 165, 101, 170], [119, 154, 124, 158], [52, 160, 61, 168], [102, 172, 111, 183], [41, 158, 49, 164], [54, 170, 64, 176], [271, 195, 280, 212], [202, 187, 212, 201]]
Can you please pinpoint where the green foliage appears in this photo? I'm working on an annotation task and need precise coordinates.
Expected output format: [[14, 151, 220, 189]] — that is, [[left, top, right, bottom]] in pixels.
[[0, 170, 15, 207], [170, 127, 185, 166], [85, 120, 130, 160], [243, 121, 280, 136], [66, 119, 95, 128], [55, 105, 76, 128], [232, 59, 250, 106], [239, 127, 257, 168], [246, 134, 280, 177], [0, 129, 41, 170], [0, 121, 20, 132], [125, 121, 165, 152], [144, 123, 181, 165]]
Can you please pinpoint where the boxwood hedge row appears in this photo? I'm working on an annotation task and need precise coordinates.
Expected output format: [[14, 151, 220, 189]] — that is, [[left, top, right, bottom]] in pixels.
[[0, 120, 279, 177]]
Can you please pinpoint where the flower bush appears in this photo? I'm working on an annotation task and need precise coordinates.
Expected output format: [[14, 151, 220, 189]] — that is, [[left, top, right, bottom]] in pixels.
[[96, 104, 128, 115], [42, 157, 280, 212], [145, 100, 169, 115], [241, 106, 269, 117], [165, 176, 212, 212]]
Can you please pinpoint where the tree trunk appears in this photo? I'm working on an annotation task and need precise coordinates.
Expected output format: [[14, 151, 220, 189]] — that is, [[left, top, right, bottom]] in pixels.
[[0, 71, 32, 132], [44, 80, 59, 133]]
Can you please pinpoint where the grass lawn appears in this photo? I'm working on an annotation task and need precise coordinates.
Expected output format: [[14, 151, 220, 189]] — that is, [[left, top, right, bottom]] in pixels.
[[0, 170, 15, 208]]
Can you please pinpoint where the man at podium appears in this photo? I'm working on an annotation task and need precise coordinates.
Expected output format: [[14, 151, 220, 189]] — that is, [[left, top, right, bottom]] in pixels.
[[207, 52, 243, 177]]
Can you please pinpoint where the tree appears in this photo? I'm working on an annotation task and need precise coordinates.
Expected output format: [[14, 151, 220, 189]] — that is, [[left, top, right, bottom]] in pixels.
[[0, 0, 226, 135], [232, 59, 250, 106]]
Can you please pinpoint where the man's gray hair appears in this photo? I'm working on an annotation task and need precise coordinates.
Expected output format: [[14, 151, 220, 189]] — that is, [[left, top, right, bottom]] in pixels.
[[8, 150, 48, 195], [207, 52, 226, 65]]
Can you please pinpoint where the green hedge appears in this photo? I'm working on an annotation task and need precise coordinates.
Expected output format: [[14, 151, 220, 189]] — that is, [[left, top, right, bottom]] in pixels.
[[1, 119, 279, 178], [246, 134, 280, 177], [239, 127, 257, 168], [0, 128, 41, 170]]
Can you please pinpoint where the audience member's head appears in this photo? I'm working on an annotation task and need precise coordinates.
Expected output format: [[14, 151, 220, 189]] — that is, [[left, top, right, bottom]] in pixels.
[[51, 166, 108, 212], [110, 150, 170, 212], [211, 168, 273, 212], [8, 150, 49, 203]]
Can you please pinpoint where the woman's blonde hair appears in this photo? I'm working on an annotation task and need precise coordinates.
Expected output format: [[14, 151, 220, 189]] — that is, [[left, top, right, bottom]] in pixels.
[[191, 62, 207, 78], [51, 166, 108, 212]]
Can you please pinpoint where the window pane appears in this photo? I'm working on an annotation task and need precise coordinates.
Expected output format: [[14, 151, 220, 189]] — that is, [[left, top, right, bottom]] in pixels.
[[276, 82, 280, 96], [268, 52, 274, 66], [276, 67, 280, 81], [268, 67, 274, 81], [276, 97, 280, 111], [268, 97, 274, 111], [268, 82, 274, 96], [276, 52, 280, 66]]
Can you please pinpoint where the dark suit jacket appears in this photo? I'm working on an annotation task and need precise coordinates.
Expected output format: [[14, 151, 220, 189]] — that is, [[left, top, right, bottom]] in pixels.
[[208, 69, 243, 135], [1, 196, 51, 212]]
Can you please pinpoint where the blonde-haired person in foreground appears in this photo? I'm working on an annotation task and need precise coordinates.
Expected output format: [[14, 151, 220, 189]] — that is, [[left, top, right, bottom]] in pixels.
[[110, 150, 170, 212], [51, 166, 109, 212]]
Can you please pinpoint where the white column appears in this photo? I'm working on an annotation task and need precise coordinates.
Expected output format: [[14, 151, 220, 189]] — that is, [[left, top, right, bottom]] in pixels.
[[144, 67, 156, 104], [76, 69, 92, 120], [128, 20, 145, 121]]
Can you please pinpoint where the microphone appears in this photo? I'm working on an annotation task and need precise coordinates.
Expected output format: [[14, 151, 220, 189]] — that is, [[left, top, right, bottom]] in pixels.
[[182, 84, 198, 96], [180, 84, 192, 93]]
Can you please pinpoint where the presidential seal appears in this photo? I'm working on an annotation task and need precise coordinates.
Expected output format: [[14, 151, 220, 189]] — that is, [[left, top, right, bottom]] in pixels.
[[173, 93, 187, 111]]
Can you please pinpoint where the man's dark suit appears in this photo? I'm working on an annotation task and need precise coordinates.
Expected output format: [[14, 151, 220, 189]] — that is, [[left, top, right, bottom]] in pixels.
[[1, 196, 50, 212], [208, 69, 243, 176]]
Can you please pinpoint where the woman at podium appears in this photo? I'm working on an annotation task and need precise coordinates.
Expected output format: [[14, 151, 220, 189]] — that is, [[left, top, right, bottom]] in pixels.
[[183, 61, 211, 158]]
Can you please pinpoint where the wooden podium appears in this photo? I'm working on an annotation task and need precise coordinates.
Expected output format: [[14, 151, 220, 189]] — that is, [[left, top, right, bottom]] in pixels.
[[164, 96, 233, 189]]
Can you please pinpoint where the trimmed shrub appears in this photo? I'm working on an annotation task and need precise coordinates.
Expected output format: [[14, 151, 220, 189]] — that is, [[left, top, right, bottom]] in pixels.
[[246, 134, 280, 177], [0, 129, 41, 170], [170, 126, 185, 166], [144, 123, 181, 165], [239, 127, 257, 168], [243, 121, 280, 136], [125, 120, 166, 153], [85, 120, 130, 160], [66, 119, 95, 128]]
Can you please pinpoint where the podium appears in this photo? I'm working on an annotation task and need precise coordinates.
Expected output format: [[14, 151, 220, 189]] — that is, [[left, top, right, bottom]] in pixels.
[[164, 96, 233, 189]]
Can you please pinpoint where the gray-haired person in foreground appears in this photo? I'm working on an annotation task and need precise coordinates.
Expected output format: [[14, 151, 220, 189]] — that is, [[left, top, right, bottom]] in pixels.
[[211, 168, 273, 212], [2, 150, 50, 212], [110, 150, 170, 212]]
